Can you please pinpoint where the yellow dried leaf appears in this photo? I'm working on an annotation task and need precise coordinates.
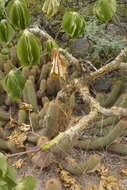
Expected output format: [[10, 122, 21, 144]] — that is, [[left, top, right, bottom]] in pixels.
[[120, 168, 127, 177], [8, 130, 27, 147], [97, 164, 109, 176], [59, 169, 81, 190], [9, 117, 18, 128], [13, 159, 24, 169], [64, 157, 76, 163], [99, 176, 122, 190], [20, 123, 30, 132], [19, 102, 33, 111], [87, 176, 125, 190], [87, 185, 98, 190], [50, 49, 67, 80], [101, 176, 118, 183]]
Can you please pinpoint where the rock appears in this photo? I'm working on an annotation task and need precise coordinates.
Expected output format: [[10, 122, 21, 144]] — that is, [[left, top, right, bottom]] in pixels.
[[107, 24, 123, 37], [94, 78, 112, 92], [69, 38, 90, 58]]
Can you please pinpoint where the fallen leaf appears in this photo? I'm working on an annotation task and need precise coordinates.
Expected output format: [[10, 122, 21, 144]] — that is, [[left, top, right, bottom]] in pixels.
[[58, 168, 81, 190], [97, 164, 109, 176], [9, 117, 18, 128], [8, 130, 27, 147], [19, 103, 33, 111], [13, 159, 24, 169], [20, 123, 31, 132], [50, 49, 67, 80], [87, 185, 98, 190], [120, 168, 127, 178]]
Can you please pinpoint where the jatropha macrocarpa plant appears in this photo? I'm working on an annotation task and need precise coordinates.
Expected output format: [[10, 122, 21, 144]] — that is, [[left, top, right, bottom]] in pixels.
[[0, 0, 117, 100], [0, 152, 36, 190]]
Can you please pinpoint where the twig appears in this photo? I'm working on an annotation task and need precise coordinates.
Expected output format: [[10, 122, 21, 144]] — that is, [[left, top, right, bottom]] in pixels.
[[7, 147, 40, 158], [87, 48, 127, 81]]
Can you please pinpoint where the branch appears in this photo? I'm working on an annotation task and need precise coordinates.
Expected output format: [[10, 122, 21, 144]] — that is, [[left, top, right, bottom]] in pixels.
[[41, 109, 98, 152], [29, 27, 80, 67], [29, 27, 54, 41], [87, 48, 127, 81], [28, 27, 127, 153], [29, 27, 127, 83], [76, 119, 127, 150], [40, 78, 127, 153], [76, 79, 127, 117]]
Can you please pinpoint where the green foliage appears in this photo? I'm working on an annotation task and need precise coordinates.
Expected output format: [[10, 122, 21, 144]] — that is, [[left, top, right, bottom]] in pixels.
[[84, 18, 127, 63], [44, 40, 58, 54], [16, 30, 41, 66], [7, 0, 30, 29], [3, 69, 26, 99], [94, 0, 117, 22], [0, 0, 5, 18], [0, 152, 36, 190], [0, 19, 15, 43], [0, 0, 123, 100], [62, 11, 85, 39], [42, 0, 61, 18], [16, 176, 36, 190], [0, 153, 17, 190]]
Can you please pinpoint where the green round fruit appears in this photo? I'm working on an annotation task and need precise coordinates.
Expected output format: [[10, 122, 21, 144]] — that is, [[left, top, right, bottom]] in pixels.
[[3, 70, 26, 100], [62, 12, 86, 39], [7, 0, 30, 29], [16, 30, 42, 66], [0, 19, 15, 43], [94, 0, 117, 22]]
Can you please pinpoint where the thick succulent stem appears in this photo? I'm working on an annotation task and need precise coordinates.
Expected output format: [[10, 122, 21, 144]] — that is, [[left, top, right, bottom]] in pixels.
[[0, 139, 21, 153], [18, 110, 27, 125], [62, 154, 101, 175], [0, 109, 10, 120], [102, 80, 124, 107], [76, 120, 127, 150], [41, 109, 98, 153], [30, 112, 40, 130], [23, 79, 38, 111], [108, 143, 127, 155]]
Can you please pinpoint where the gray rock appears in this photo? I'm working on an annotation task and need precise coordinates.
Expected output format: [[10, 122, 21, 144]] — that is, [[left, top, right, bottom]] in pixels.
[[70, 38, 90, 58], [94, 78, 112, 92]]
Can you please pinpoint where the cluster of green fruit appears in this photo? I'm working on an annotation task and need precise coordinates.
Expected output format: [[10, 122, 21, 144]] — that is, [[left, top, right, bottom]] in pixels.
[[0, 0, 42, 99], [0, 0, 117, 100]]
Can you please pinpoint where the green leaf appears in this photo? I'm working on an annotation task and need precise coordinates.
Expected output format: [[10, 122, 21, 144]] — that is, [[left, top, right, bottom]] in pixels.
[[0, 181, 9, 190], [42, 0, 60, 18], [0, 179, 7, 186], [16, 30, 41, 66], [44, 40, 58, 53], [0, 177, 15, 190], [3, 69, 26, 100], [0, 0, 5, 18], [16, 176, 36, 190], [62, 12, 86, 39], [0, 153, 8, 177], [7, 0, 30, 29], [0, 19, 15, 43], [6, 166, 17, 184], [93, 0, 117, 22]]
